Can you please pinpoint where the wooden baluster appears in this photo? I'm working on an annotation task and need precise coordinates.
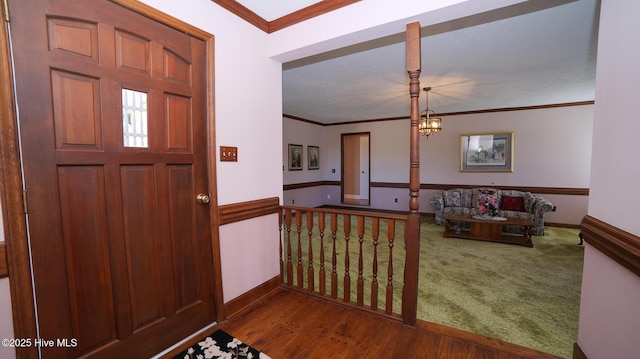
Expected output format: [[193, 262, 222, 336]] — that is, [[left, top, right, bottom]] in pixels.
[[357, 215, 365, 306], [318, 212, 326, 296], [343, 214, 351, 303], [279, 208, 283, 283], [371, 217, 380, 310], [307, 211, 315, 292], [386, 219, 395, 315], [285, 208, 293, 286], [330, 213, 338, 299], [296, 210, 303, 288]]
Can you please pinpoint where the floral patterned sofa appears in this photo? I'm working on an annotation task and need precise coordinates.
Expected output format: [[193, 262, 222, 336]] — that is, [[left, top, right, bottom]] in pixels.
[[430, 187, 554, 236]]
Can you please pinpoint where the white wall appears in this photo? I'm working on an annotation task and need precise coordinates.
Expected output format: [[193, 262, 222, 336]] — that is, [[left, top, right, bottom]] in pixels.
[[284, 105, 593, 225], [218, 214, 280, 302], [578, 1, 640, 358], [268, 0, 527, 62]]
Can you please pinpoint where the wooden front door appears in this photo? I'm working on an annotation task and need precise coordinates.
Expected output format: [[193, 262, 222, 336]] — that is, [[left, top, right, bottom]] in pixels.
[[9, 0, 217, 357]]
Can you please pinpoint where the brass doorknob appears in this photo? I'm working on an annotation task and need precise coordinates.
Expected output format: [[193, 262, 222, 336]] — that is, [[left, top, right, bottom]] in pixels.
[[196, 193, 211, 204]]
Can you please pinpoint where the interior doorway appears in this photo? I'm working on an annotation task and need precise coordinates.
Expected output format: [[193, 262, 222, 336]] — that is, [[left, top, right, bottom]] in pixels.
[[341, 132, 370, 206]]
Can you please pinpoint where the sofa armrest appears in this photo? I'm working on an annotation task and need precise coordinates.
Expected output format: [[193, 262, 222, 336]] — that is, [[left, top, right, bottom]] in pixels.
[[430, 191, 445, 211], [530, 196, 554, 235], [533, 196, 554, 216], [430, 191, 447, 225]]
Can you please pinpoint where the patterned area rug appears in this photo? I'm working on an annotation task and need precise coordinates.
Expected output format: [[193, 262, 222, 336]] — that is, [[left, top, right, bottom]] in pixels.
[[173, 329, 270, 359]]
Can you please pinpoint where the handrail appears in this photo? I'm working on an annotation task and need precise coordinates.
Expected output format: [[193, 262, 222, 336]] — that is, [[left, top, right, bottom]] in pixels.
[[282, 205, 408, 221], [278, 206, 415, 324]]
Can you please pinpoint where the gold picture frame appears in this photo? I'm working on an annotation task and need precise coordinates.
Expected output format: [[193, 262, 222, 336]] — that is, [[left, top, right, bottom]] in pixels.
[[460, 132, 514, 172]]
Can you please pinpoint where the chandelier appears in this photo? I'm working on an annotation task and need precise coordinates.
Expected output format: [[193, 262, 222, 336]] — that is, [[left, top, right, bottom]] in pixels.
[[419, 86, 442, 137]]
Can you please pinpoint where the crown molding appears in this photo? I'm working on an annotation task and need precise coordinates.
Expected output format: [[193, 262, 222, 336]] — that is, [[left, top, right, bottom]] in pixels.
[[211, 0, 360, 33], [284, 101, 595, 127]]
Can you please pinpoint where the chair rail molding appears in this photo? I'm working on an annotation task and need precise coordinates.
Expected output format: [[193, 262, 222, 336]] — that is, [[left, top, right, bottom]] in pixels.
[[581, 215, 640, 277], [219, 197, 280, 225]]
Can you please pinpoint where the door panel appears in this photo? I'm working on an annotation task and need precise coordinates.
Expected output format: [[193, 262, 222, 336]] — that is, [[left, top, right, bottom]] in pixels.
[[115, 30, 152, 75], [166, 94, 193, 151], [51, 70, 103, 150], [48, 18, 99, 61], [58, 166, 117, 350], [166, 165, 201, 309], [10, 0, 217, 357], [120, 165, 164, 331]]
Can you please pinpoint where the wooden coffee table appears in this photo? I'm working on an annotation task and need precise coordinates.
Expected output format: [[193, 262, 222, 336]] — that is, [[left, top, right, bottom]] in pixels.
[[443, 214, 534, 247]]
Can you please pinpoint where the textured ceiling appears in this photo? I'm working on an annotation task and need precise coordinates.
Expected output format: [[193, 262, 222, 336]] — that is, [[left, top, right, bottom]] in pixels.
[[225, 0, 600, 124]]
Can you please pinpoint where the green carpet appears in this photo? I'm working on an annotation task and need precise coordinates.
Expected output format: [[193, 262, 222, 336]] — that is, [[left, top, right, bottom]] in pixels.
[[419, 219, 583, 358], [283, 214, 583, 358]]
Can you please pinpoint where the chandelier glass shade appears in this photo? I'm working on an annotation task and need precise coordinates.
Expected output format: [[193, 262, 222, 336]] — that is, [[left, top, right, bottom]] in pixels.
[[419, 110, 442, 137], [419, 87, 442, 137]]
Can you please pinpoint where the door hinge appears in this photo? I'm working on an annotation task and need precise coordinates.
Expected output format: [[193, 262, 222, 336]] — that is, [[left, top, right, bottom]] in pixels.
[[22, 191, 27, 214], [2, 0, 9, 22]]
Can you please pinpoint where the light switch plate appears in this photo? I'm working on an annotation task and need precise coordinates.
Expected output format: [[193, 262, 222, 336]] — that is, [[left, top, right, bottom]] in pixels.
[[220, 146, 237, 162]]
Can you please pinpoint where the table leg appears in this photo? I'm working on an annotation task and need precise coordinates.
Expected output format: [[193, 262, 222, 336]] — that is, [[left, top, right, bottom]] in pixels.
[[523, 226, 533, 247]]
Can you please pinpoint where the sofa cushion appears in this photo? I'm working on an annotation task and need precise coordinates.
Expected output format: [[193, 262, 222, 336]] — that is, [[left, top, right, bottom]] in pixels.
[[444, 191, 462, 207], [501, 195, 524, 212], [523, 192, 536, 213], [499, 210, 534, 221], [442, 206, 472, 217], [461, 190, 474, 207]]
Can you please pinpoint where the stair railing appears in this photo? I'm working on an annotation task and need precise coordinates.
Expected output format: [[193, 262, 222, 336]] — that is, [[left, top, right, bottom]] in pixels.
[[279, 206, 417, 324]]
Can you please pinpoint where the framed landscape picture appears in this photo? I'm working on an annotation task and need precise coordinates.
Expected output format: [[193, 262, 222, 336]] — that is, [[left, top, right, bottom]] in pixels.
[[288, 144, 303, 171], [308, 146, 319, 170], [460, 132, 514, 172]]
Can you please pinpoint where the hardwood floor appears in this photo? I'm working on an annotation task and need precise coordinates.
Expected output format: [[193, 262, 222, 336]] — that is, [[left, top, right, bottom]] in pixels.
[[161, 288, 562, 359], [342, 198, 370, 206]]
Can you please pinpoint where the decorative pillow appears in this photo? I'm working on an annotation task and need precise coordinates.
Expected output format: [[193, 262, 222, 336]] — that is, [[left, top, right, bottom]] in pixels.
[[501, 195, 525, 212], [444, 191, 461, 207], [472, 188, 497, 208]]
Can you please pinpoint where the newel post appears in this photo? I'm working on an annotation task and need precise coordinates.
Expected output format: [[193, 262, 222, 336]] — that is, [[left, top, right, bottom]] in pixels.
[[402, 21, 421, 326]]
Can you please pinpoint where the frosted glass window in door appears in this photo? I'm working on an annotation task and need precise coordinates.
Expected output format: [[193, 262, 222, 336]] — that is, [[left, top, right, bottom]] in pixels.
[[122, 89, 148, 148]]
